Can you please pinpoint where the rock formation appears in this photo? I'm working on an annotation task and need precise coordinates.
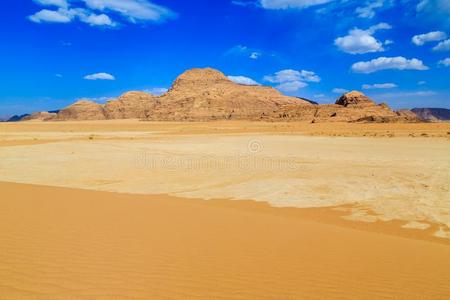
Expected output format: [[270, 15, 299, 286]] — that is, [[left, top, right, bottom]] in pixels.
[[146, 68, 312, 121], [335, 91, 375, 107], [21, 111, 58, 121], [104, 92, 158, 119], [56, 100, 106, 121], [19, 68, 425, 123]]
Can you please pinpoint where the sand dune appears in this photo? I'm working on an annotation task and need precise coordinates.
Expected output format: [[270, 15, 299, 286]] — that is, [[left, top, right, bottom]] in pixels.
[[1, 182, 450, 299]]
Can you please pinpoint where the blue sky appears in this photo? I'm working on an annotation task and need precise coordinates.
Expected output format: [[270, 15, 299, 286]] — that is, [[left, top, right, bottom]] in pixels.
[[1, 0, 449, 117]]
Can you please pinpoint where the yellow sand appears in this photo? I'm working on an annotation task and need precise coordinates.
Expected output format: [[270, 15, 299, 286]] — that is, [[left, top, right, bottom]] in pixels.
[[1, 121, 449, 237], [1, 121, 450, 299], [1, 182, 450, 299]]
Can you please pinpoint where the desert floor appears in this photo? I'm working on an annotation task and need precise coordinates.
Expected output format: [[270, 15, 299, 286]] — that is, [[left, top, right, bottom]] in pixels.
[[1, 120, 450, 299]]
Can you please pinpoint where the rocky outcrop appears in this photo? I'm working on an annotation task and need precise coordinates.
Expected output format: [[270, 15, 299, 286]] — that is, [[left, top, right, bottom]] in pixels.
[[146, 68, 312, 121], [104, 92, 158, 119], [411, 108, 450, 121], [25, 68, 427, 123], [335, 91, 375, 107], [56, 100, 106, 121]]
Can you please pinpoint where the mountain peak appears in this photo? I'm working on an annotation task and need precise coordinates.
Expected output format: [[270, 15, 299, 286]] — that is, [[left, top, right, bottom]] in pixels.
[[171, 68, 230, 90], [336, 91, 375, 107]]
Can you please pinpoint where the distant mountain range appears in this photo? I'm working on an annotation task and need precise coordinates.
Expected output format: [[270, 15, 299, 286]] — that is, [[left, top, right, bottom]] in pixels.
[[411, 108, 450, 121], [2, 68, 448, 123]]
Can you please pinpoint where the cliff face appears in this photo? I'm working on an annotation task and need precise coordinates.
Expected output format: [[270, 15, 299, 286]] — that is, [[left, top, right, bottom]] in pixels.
[[25, 68, 423, 123]]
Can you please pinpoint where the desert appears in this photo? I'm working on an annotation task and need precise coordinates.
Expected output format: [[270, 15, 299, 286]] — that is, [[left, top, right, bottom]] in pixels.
[[1, 119, 450, 299], [3, 1, 450, 298]]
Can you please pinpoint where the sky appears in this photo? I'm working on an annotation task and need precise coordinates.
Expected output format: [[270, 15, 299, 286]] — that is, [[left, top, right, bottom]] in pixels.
[[0, 0, 449, 117]]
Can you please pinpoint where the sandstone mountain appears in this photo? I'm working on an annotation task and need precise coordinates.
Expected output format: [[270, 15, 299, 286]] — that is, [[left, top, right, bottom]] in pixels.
[[20, 68, 423, 123], [21, 111, 58, 121], [57, 100, 106, 121]]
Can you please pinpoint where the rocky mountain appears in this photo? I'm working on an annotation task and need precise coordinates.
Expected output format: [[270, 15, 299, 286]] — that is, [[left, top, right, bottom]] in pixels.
[[16, 68, 425, 123], [411, 108, 450, 121], [21, 111, 58, 121], [7, 114, 31, 122]]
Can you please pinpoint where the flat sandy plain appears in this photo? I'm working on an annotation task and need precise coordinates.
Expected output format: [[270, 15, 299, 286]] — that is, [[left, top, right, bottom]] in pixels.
[[1, 120, 450, 299]]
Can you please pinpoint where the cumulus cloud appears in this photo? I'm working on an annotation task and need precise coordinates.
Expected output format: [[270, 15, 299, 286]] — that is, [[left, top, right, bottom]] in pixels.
[[438, 58, 450, 66], [264, 69, 320, 92], [264, 69, 321, 92], [29, 9, 73, 23], [433, 39, 450, 51], [351, 56, 429, 73], [332, 88, 349, 94], [29, 0, 176, 27], [412, 31, 447, 45], [334, 23, 391, 54], [264, 69, 321, 83], [29, 7, 116, 26], [362, 83, 397, 89], [84, 73, 116, 80], [227, 75, 260, 85], [78, 12, 115, 26], [82, 0, 176, 23], [259, 0, 335, 9]]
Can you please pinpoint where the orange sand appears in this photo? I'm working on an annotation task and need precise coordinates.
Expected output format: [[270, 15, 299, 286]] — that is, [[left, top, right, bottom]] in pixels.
[[1, 182, 450, 299]]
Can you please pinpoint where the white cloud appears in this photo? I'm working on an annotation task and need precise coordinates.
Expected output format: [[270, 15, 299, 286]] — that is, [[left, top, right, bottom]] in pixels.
[[84, 73, 116, 80], [438, 58, 450, 66], [250, 52, 261, 59], [29, 7, 116, 27], [412, 31, 447, 46], [33, 0, 68, 8], [334, 23, 391, 54], [433, 39, 450, 51], [362, 83, 397, 89], [418, 80, 427, 85], [78, 11, 115, 26], [264, 69, 320, 83], [145, 87, 168, 95], [29, 9, 72, 23], [332, 88, 349, 94], [351, 56, 429, 73], [264, 69, 320, 92], [355, 0, 384, 19], [82, 0, 176, 23], [259, 0, 334, 9], [228, 75, 260, 85], [55, 73, 63, 78], [29, 0, 176, 27], [276, 81, 308, 92]]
